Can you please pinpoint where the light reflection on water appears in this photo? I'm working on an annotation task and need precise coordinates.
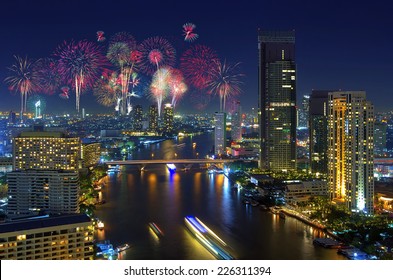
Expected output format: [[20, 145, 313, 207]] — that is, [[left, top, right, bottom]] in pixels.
[[94, 133, 345, 260]]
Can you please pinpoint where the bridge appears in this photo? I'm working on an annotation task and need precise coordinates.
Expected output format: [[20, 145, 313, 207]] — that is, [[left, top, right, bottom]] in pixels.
[[105, 158, 257, 171], [106, 159, 240, 165]]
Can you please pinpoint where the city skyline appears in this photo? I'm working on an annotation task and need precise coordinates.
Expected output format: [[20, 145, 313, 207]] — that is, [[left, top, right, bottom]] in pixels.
[[1, 1, 393, 115]]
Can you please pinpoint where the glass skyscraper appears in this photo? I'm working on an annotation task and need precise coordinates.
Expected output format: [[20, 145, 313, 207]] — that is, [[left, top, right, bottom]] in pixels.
[[258, 30, 297, 171]]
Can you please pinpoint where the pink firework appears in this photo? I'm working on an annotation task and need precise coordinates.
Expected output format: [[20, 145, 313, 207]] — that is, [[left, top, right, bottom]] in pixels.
[[97, 31, 106, 42], [34, 57, 61, 95], [180, 44, 219, 89], [54, 40, 108, 113], [149, 67, 171, 116], [139, 36, 176, 75], [183, 23, 199, 42], [59, 86, 70, 99], [207, 60, 244, 112], [168, 68, 187, 107]]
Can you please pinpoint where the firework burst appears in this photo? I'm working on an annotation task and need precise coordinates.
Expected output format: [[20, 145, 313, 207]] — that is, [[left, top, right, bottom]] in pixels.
[[34, 57, 61, 95], [149, 67, 171, 116], [168, 68, 187, 108], [97, 31, 106, 42], [139, 36, 176, 76], [180, 44, 219, 90], [207, 60, 244, 112], [54, 40, 108, 113], [107, 32, 141, 115], [59, 86, 70, 100], [4, 55, 40, 122], [93, 70, 122, 109], [182, 23, 199, 42]]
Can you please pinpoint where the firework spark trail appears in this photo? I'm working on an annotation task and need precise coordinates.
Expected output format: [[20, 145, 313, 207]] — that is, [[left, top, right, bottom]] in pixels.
[[93, 70, 122, 109], [97, 31, 106, 42], [180, 44, 219, 90], [182, 23, 199, 42], [5, 55, 40, 122], [168, 68, 187, 108], [59, 86, 70, 99], [107, 32, 140, 115], [149, 67, 171, 116], [54, 40, 108, 113], [207, 60, 244, 112]]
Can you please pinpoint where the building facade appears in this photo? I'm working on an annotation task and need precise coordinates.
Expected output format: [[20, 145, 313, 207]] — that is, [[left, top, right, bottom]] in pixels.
[[258, 30, 297, 171], [309, 90, 331, 175], [0, 214, 94, 260], [162, 103, 174, 136], [328, 91, 374, 214], [231, 100, 242, 141], [13, 130, 80, 171], [149, 105, 158, 133], [214, 112, 227, 156], [133, 105, 143, 131], [284, 180, 329, 205], [7, 170, 79, 218], [81, 142, 101, 168]]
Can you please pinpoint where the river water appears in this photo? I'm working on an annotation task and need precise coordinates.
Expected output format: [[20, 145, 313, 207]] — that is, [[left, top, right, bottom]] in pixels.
[[95, 132, 345, 260]]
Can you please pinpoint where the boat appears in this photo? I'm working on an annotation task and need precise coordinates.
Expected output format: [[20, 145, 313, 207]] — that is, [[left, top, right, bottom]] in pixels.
[[149, 222, 164, 238], [184, 216, 234, 260], [96, 220, 105, 230], [116, 243, 130, 252], [250, 200, 259, 207], [313, 238, 340, 248], [166, 163, 176, 172], [279, 211, 286, 219]]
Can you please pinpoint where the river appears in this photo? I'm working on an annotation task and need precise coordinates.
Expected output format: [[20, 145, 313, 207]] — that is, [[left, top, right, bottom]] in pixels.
[[94, 132, 345, 260]]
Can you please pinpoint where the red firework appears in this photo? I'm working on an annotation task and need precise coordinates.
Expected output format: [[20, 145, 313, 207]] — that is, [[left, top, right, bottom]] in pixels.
[[109, 31, 137, 50], [139, 36, 176, 75], [97, 31, 106, 42], [34, 57, 61, 95], [59, 86, 70, 99], [180, 44, 219, 89], [183, 23, 199, 42], [54, 40, 108, 112]]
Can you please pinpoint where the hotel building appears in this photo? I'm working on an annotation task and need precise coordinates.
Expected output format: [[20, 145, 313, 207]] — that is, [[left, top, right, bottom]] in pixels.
[[328, 91, 374, 214]]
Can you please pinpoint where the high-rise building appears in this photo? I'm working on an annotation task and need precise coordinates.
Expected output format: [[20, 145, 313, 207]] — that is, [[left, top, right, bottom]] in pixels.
[[374, 121, 387, 156], [8, 111, 16, 124], [133, 105, 143, 131], [309, 90, 331, 175], [13, 129, 80, 171], [231, 101, 242, 141], [81, 142, 101, 168], [162, 103, 174, 136], [149, 105, 158, 133], [258, 30, 297, 171], [214, 112, 227, 155], [328, 91, 374, 214], [0, 214, 94, 260], [298, 95, 310, 128], [7, 170, 79, 218]]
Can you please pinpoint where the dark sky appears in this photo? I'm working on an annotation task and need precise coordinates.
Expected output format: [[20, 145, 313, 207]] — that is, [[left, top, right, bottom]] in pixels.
[[1, 0, 393, 115]]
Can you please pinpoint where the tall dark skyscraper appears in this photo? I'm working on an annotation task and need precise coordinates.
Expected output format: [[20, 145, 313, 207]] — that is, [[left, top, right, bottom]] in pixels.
[[258, 30, 297, 171], [309, 90, 330, 175]]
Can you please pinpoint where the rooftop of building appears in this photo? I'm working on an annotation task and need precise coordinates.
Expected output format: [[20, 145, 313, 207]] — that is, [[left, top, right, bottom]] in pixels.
[[0, 214, 91, 234]]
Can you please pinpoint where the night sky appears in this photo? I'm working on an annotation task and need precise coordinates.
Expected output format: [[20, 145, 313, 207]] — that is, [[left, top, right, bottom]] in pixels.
[[1, 0, 393, 115]]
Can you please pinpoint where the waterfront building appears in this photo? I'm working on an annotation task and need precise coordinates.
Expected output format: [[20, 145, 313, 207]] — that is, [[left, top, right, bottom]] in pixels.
[[7, 170, 79, 218], [214, 112, 227, 156], [231, 100, 242, 141], [149, 105, 158, 133], [133, 105, 143, 131], [328, 91, 374, 214], [81, 142, 101, 168], [284, 180, 328, 205], [309, 90, 331, 175], [0, 214, 94, 260], [162, 103, 174, 136], [13, 128, 80, 171], [258, 29, 297, 171]]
